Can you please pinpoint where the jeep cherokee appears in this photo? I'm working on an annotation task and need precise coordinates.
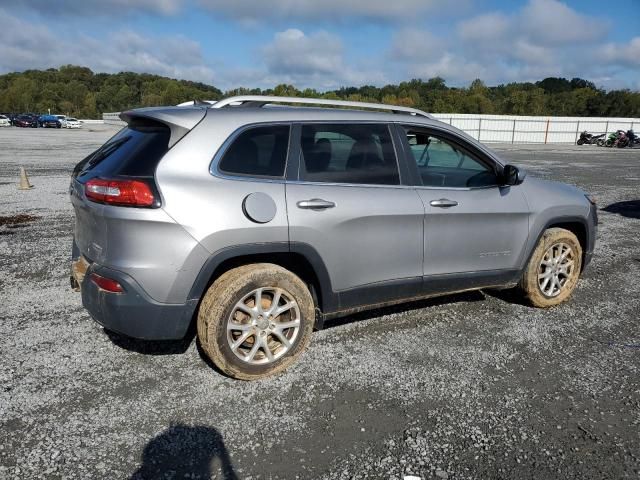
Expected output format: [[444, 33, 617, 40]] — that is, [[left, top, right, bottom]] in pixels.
[[70, 96, 597, 380]]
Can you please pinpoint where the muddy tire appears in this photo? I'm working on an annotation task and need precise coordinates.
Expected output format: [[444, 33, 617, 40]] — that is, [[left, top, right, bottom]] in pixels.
[[197, 263, 315, 380], [519, 228, 582, 308]]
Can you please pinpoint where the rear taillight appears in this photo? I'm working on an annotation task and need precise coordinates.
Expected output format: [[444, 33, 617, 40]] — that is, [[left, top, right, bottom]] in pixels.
[[90, 273, 124, 293], [85, 178, 155, 207]]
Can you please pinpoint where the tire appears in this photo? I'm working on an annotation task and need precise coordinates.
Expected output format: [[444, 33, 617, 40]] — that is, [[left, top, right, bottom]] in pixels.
[[197, 263, 315, 380], [519, 228, 583, 308], [596, 139, 605, 147]]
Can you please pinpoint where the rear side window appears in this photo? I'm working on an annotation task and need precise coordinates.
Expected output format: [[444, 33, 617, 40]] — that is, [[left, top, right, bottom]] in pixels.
[[299, 124, 399, 185], [218, 125, 290, 178], [75, 122, 170, 178]]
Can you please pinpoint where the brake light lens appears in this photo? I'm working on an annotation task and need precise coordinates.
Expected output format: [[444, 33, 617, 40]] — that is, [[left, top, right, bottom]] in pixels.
[[85, 178, 155, 207], [90, 273, 124, 293]]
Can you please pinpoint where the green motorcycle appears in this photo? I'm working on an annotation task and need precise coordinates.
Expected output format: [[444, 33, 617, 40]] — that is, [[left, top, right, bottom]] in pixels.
[[599, 130, 627, 147]]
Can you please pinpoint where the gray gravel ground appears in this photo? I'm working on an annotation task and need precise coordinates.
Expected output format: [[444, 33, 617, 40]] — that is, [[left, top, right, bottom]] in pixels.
[[0, 126, 639, 480]]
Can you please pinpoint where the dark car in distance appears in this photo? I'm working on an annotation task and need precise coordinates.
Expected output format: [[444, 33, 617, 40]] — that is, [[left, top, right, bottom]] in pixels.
[[14, 115, 38, 128], [38, 115, 62, 128]]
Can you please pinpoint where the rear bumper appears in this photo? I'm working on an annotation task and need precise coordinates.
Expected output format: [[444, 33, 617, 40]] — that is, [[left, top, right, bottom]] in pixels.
[[77, 259, 197, 340]]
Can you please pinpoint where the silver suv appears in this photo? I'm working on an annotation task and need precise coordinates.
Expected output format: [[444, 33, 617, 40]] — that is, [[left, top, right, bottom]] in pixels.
[[70, 96, 597, 380]]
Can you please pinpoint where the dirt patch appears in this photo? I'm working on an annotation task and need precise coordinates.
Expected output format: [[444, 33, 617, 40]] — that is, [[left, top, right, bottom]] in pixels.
[[0, 214, 40, 228]]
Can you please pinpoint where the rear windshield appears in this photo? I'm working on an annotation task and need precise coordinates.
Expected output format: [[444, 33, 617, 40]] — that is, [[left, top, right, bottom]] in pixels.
[[74, 123, 170, 179]]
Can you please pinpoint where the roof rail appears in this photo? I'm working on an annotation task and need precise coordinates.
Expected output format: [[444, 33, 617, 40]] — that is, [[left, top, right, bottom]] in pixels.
[[208, 95, 432, 118], [176, 100, 216, 107]]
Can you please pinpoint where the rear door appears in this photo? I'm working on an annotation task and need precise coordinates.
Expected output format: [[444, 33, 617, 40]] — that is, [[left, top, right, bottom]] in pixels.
[[286, 123, 424, 310], [397, 124, 530, 277]]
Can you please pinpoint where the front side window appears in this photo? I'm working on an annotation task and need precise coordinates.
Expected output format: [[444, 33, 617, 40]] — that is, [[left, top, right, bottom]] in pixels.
[[299, 124, 399, 185], [404, 128, 499, 188], [218, 125, 290, 178]]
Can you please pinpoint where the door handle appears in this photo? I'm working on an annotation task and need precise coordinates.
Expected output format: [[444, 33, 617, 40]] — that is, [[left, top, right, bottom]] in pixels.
[[297, 199, 336, 210], [430, 198, 458, 208]]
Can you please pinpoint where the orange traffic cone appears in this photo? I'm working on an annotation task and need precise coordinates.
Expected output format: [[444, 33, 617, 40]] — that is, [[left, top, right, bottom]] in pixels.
[[18, 167, 34, 190]]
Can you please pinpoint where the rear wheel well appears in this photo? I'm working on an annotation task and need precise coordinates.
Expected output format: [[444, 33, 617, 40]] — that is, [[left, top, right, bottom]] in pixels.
[[207, 253, 324, 311]]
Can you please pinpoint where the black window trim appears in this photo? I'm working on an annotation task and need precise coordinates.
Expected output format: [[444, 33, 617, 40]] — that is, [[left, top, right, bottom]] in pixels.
[[288, 120, 410, 188], [394, 123, 504, 190], [210, 122, 293, 183], [75, 123, 172, 180]]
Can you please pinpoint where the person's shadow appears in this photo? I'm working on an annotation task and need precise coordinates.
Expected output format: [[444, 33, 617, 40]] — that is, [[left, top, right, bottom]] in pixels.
[[130, 424, 238, 480], [603, 200, 640, 219]]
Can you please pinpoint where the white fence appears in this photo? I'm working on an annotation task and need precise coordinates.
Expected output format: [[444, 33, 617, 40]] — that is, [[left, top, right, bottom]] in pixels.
[[103, 112, 126, 126], [103, 111, 639, 144], [431, 113, 638, 144]]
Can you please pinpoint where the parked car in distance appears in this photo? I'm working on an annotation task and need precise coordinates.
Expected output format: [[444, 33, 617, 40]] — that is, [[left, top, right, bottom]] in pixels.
[[14, 114, 38, 128], [70, 95, 598, 380], [0, 114, 11, 127], [54, 115, 67, 127], [38, 115, 62, 128], [65, 118, 82, 129]]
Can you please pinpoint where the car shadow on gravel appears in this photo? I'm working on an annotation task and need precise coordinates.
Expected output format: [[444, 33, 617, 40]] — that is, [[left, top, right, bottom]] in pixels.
[[323, 290, 487, 329], [105, 327, 195, 355], [602, 200, 640, 219], [130, 424, 237, 480], [482, 287, 532, 307]]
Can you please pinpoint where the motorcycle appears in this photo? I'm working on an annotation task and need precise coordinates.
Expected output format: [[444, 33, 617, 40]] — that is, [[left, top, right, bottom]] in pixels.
[[616, 131, 630, 148], [576, 131, 605, 145], [599, 130, 627, 147]]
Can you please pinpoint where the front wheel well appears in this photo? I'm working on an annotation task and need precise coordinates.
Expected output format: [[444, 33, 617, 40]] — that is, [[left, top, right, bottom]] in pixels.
[[544, 221, 587, 269]]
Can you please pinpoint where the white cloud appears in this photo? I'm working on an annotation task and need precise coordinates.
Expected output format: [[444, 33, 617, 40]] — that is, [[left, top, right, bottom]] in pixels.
[[596, 37, 640, 69], [257, 28, 386, 89], [520, 0, 608, 45], [407, 53, 490, 84], [199, 0, 468, 23], [388, 29, 445, 62], [457, 13, 511, 45], [387, 0, 627, 87], [264, 29, 343, 76], [14, 0, 183, 16], [0, 10, 215, 83]]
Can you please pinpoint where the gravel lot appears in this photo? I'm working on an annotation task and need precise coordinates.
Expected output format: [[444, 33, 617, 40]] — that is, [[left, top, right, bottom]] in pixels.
[[1, 125, 639, 480]]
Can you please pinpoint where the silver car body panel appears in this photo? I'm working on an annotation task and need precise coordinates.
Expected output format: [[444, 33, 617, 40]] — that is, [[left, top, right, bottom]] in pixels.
[[286, 182, 424, 291], [417, 185, 531, 275]]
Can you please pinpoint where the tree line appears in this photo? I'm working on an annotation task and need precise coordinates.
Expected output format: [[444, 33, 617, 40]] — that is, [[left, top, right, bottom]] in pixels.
[[0, 65, 638, 119]]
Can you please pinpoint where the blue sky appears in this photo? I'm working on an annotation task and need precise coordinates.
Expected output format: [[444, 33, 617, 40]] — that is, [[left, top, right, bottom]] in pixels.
[[1, 0, 638, 91]]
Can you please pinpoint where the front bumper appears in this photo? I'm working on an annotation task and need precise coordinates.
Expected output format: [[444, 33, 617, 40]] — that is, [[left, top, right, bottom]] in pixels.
[[72, 254, 197, 340], [583, 201, 598, 269]]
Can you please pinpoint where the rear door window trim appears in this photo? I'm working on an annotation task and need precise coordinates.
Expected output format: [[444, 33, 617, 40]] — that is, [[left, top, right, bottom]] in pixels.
[[289, 121, 410, 187], [210, 122, 293, 183]]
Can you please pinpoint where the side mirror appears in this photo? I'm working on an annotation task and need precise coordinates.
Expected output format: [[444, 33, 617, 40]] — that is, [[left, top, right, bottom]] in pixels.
[[502, 164, 526, 186]]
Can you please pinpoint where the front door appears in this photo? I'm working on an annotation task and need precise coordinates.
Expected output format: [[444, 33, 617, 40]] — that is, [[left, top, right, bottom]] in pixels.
[[398, 125, 530, 277]]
